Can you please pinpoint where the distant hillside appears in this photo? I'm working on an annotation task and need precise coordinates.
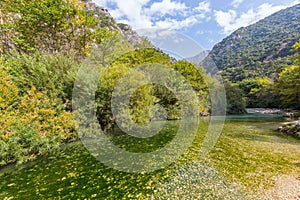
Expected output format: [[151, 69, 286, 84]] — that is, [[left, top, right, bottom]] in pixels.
[[202, 4, 300, 82], [185, 50, 210, 66]]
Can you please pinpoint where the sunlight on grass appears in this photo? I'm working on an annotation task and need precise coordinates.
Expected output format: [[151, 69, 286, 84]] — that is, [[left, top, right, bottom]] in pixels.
[[0, 118, 299, 199]]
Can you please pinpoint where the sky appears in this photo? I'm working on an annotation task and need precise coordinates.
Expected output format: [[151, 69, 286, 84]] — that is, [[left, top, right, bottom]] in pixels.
[[93, 0, 300, 50]]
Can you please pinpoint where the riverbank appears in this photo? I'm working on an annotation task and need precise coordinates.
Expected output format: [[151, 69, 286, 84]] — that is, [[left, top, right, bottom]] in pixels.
[[246, 108, 300, 118]]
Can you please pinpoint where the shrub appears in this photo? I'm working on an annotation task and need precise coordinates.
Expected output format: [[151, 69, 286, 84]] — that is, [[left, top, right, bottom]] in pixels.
[[3, 52, 80, 108], [0, 67, 76, 166]]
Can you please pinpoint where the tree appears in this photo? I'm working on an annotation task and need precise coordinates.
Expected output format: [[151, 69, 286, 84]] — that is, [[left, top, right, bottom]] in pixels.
[[0, 0, 112, 56], [238, 77, 279, 108], [275, 65, 300, 109], [0, 66, 76, 166], [225, 83, 246, 114], [292, 39, 300, 65], [274, 40, 300, 109]]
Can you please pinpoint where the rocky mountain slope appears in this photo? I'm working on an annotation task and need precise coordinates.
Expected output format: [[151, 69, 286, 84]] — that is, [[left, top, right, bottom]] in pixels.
[[202, 4, 300, 82], [83, 0, 143, 46], [185, 50, 210, 66]]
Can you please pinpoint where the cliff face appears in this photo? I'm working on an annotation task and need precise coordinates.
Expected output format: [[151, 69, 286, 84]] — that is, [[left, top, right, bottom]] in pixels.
[[117, 23, 144, 47], [83, 0, 120, 31], [83, 0, 144, 46], [83, 0, 111, 17]]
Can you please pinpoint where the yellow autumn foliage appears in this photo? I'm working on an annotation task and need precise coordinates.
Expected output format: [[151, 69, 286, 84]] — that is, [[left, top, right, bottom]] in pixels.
[[0, 66, 77, 165], [0, 66, 18, 109]]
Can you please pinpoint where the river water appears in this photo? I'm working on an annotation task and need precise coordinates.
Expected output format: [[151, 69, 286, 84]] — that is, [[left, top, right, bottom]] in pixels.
[[0, 116, 299, 199]]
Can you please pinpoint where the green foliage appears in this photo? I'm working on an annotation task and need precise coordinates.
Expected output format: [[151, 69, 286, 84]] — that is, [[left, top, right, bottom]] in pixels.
[[238, 77, 280, 108], [0, 63, 18, 109], [0, 0, 211, 167], [100, 63, 156, 126], [3, 52, 80, 108], [111, 48, 172, 67], [233, 40, 300, 109], [172, 60, 206, 91], [224, 83, 246, 114], [0, 67, 76, 166], [95, 48, 210, 130], [292, 39, 300, 65], [0, 124, 61, 166], [0, 0, 115, 56], [1, 0, 79, 53], [275, 65, 300, 109], [293, 39, 300, 50], [170, 60, 209, 114]]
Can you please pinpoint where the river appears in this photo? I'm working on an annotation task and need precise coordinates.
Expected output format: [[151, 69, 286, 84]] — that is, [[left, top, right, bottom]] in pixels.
[[0, 116, 299, 199]]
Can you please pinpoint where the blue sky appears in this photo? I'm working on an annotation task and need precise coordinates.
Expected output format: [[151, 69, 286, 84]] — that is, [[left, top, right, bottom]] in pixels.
[[93, 0, 300, 50]]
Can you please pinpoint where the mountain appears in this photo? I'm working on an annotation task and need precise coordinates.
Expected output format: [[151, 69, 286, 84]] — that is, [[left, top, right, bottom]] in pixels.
[[84, 0, 121, 31], [185, 50, 210, 66], [202, 4, 300, 82]]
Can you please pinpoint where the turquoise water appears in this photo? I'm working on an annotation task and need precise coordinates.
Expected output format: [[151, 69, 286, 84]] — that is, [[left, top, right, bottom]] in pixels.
[[0, 117, 298, 199]]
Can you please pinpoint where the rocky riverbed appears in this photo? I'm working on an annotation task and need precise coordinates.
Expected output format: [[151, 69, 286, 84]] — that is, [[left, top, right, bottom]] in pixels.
[[278, 121, 300, 139], [246, 108, 300, 118], [246, 108, 285, 115]]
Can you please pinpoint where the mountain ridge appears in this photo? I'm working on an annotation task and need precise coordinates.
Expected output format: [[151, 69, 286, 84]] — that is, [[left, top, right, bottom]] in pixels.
[[202, 3, 300, 82]]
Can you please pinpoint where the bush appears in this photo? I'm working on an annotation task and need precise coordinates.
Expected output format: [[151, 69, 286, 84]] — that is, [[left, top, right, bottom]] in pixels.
[[3, 52, 80, 108], [0, 67, 76, 166]]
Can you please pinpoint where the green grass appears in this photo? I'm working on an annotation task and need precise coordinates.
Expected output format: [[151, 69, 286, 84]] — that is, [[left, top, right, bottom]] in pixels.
[[208, 119, 300, 194], [0, 118, 299, 199]]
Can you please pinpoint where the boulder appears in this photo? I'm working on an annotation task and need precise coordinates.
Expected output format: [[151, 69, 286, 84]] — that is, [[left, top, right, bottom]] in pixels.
[[278, 121, 300, 139]]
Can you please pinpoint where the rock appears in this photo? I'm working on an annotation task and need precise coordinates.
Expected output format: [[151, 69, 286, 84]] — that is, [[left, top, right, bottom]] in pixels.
[[281, 122, 296, 127], [200, 112, 210, 117], [83, 0, 146, 47], [246, 108, 285, 115], [278, 121, 300, 139], [117, 23, 144, 47]]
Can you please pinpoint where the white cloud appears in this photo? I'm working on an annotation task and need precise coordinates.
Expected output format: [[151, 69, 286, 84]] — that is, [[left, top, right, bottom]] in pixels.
[[112, 0, 153, 28], [231, 0, 244, 8], [194, 1, 211, 13], [154, 15, 198, 30], [214, 10, 237, 34], [94, 0, 211, 30], [196, 30, 213, 35], [109, 9, 123, 19], [214, 3, 298, 34], [293, 0, 300, 4], [146, 0, 187, 16], [94, 0, 153, 28]]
